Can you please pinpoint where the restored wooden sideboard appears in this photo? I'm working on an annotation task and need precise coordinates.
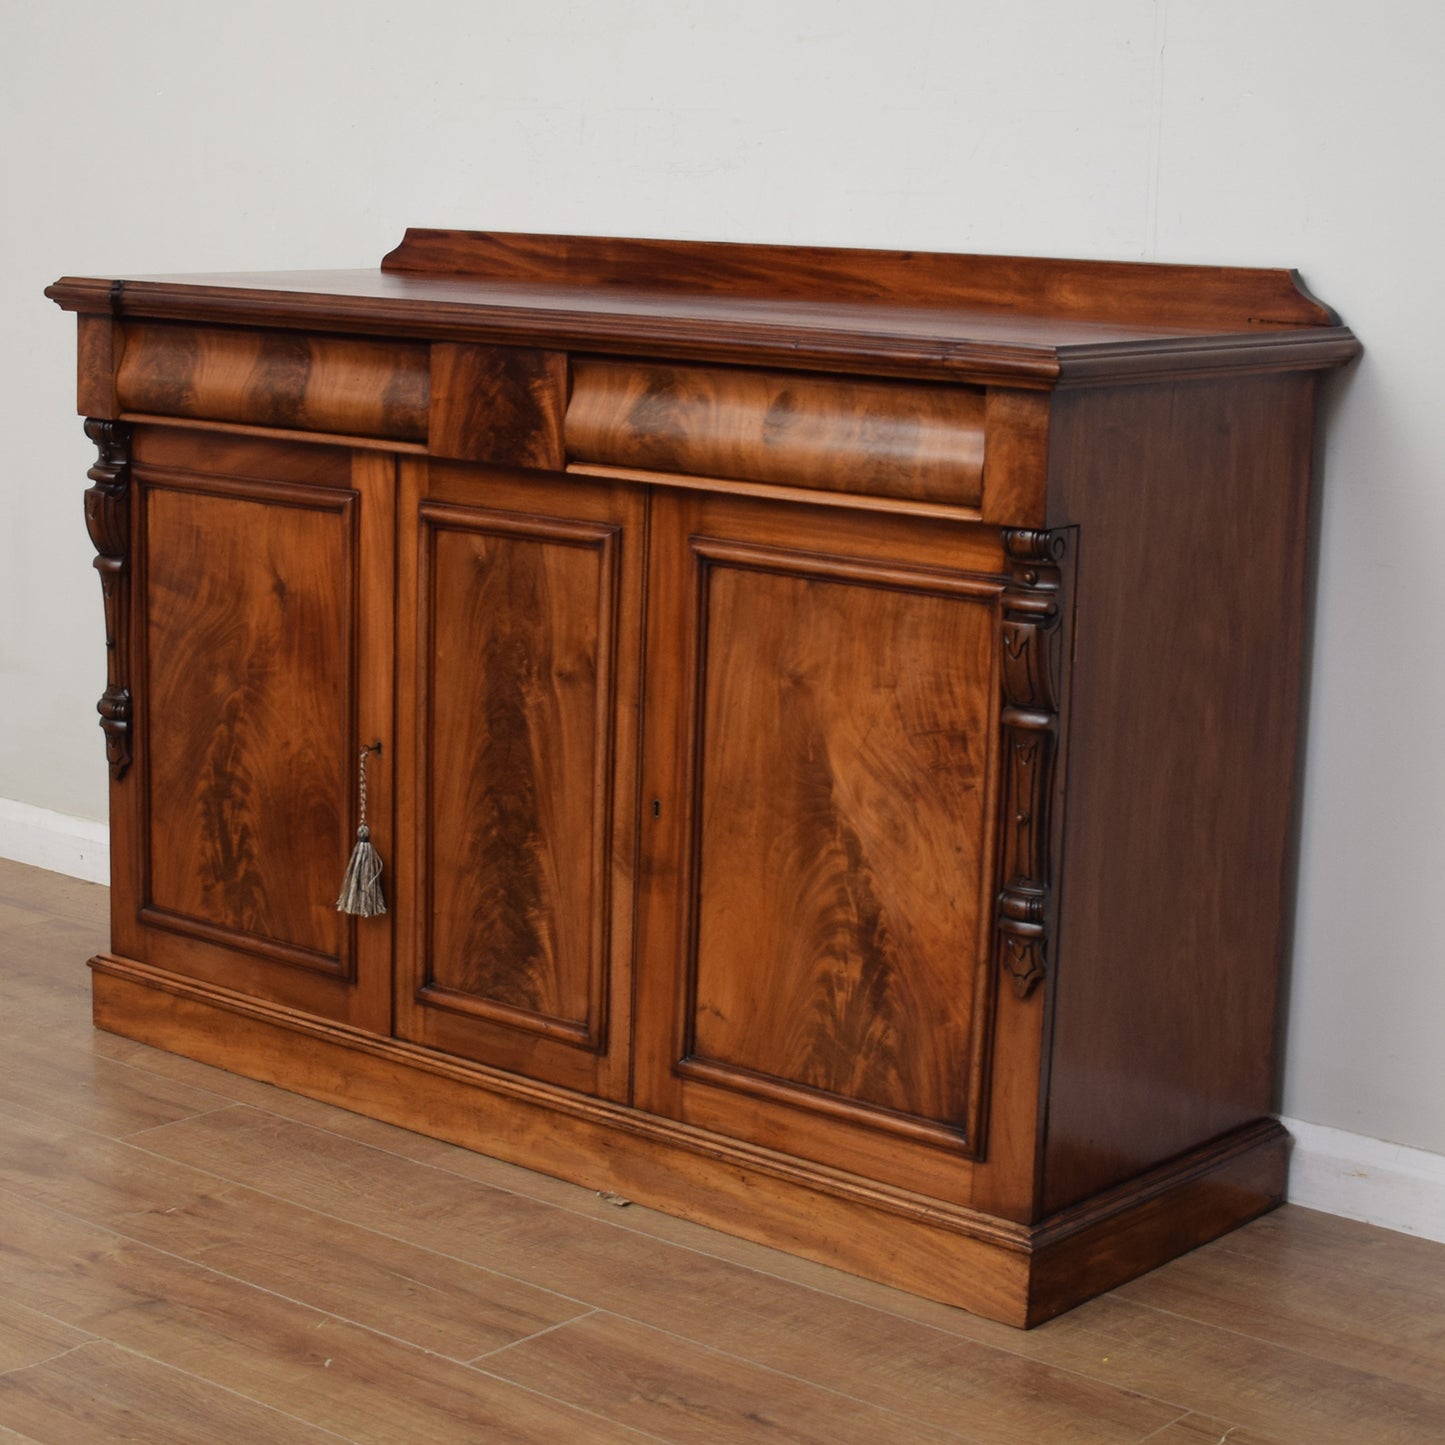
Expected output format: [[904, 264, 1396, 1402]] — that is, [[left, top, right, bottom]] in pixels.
[[47, 231, 1358, 1326]]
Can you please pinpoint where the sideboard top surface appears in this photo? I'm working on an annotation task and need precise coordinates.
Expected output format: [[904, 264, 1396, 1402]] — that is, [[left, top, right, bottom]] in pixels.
[[46, 229, 1359, 388]]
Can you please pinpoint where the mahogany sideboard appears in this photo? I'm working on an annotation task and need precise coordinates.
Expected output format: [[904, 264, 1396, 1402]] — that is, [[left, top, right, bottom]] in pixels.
[[47, 231, 1358, 1326]]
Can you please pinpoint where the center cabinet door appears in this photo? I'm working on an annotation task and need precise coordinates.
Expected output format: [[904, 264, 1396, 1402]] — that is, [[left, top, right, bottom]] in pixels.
[[394, 461, 644, 1100], [634, 491, 1012, 1205]]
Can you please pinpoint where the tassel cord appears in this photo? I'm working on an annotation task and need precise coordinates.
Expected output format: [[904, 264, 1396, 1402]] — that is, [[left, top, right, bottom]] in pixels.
[[337, 743, 386, 917]]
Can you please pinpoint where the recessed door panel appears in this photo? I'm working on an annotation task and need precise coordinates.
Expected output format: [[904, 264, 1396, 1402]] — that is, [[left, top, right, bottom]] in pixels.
[[692, 560, 997, 1126], [635, 491, 1009, 1202], [397, 464, 643, 1099], [144, 480, 352, 963], [125, 429, 393, 1032]]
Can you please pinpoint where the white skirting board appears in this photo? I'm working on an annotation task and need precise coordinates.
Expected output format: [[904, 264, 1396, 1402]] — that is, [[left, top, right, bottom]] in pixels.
[[1, 797, 1441, 1244], [1280, 1116, 1445, 1244], [0, 798, 109, 885]]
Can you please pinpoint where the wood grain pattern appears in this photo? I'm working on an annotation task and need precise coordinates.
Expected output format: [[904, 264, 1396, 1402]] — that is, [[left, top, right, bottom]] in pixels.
[[429, 342, 565, 467], [48, 248, 1361, 392], [395, 463, 644, 1099], [117, 321, 428, 439], [76, 312, 118, 417], [981, 386, 1050, 525], [89, 957, 1033, 1322], [1039, 372, 1320, 1214], [1114, 1205, 1445, 1397], [119, 432, 394, 1036], [566, 361, 985, 504], [0, 1340, 342, 1444], [381, 228, 1342, 328], [687, 545, 999, 1142], [478, 1311, 969, 1444], [0, 1301, 93, 1374], [423, 509, 610, 1035], [9, 855, 1442, 1443], [46, 235, 1360, 1334], [0, 1192, 642, 1444], [140, 472, 353, 964], [632, 489, 1018, 1207], [0, 1104, 586, 1364], [121, 1103, 1177, 1440]]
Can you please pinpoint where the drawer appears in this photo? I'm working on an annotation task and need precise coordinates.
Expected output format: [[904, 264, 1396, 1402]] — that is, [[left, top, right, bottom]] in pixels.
[[566, 360, 985, 507], [117, 322, 429, 441]]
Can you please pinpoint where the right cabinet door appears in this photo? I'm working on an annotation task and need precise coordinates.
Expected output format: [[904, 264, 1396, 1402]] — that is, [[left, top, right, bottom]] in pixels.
[[635, 491, 1016, 1204]]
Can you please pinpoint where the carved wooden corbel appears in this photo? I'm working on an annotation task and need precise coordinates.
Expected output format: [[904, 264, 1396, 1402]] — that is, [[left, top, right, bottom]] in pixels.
[[82, 417, 134, 779], [995, 528, 1069, 999]]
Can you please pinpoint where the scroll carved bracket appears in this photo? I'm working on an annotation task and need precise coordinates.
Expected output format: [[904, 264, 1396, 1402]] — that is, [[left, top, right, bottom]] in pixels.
[[83, 417, 134, 780], [995, 528, 1069, 999]]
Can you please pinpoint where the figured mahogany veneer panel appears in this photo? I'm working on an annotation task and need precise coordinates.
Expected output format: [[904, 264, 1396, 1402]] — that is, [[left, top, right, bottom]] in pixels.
[[140, 476, 353, 967], [634, 491, 1013, 1203], [117, 322, 428, 440], [422, 510, 612, 1038], [77, 315, 118, 416], [567, 362, 985, 506], [382, 228, 1341, 329], [397, 464, 644, 1099], [429, 343, 565, 467], [688, 553, 1000, 1141]]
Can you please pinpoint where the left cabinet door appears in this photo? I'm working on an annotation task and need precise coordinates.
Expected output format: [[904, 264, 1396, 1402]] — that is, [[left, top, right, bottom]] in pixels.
[[112, 426, 394, 1033]]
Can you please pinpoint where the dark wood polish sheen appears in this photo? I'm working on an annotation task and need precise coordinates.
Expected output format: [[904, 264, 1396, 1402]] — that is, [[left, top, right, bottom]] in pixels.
[[48, 229, 1358, 1327]]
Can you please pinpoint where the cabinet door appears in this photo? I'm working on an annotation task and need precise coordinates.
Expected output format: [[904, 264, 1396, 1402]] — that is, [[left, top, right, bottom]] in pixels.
[[394, 463, 644, 1100], [635, 491, 1019, 1203], [116, 427, 393, 1032]]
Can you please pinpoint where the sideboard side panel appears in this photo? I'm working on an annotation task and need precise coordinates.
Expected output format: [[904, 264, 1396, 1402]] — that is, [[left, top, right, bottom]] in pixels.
[[1040, 373, 1319, 1213]]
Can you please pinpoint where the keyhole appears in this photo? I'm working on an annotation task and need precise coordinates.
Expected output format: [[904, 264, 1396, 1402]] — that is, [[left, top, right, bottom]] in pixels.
[[652, 799, 661, 818]]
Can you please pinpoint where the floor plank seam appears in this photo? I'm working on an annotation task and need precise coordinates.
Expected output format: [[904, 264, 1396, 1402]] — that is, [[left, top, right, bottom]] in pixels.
[[10, 1115, 1203, 1436], [27, 1340, 360, 1445], [457, 1360, 681, 1445], [115, 1100, 254, 1139], [102, 1124, 611, 1316], [466, 1306, 604, 1365], [1134, 1410, 1229, 1443], [1116, 1294, 1445, 1406], [114, 1096, 255, 1141], [0, 1341, 95, 1380], [0, 1179, 580, 1375], [491, 1307, 1013, 1445], [52, 1003, 1337, 1420]]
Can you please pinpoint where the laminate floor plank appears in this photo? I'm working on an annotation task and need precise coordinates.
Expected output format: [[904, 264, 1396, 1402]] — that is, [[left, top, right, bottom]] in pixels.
[[478, 1310, 979, 1444], [133, 1108, 1186, 1443], [0, 860, 108, 929], [0, 1191, 653, 1444], [1186, 1204, 1445, 1296], [0, 1340, 347, 1445], [0, 1301, 94, 1374], [1113, 1220, 1445, 1395], [1000, 1293, 1445, 1445], [1141, 1417, 1288, 1445], [0, 1103, 592, 1361], [0, 1030, 238, 1141]]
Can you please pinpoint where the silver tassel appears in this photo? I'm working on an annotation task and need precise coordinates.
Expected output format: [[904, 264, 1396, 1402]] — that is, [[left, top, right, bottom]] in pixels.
[[337, 743, 386, 917]]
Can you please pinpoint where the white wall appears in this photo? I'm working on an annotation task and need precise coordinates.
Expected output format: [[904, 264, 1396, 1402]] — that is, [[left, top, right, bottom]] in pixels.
[[4, 1, 1443, 1158]]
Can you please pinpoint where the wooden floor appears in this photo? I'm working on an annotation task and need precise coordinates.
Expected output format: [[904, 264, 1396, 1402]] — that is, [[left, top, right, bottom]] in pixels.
[[1, 859, 1443, 1444]]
